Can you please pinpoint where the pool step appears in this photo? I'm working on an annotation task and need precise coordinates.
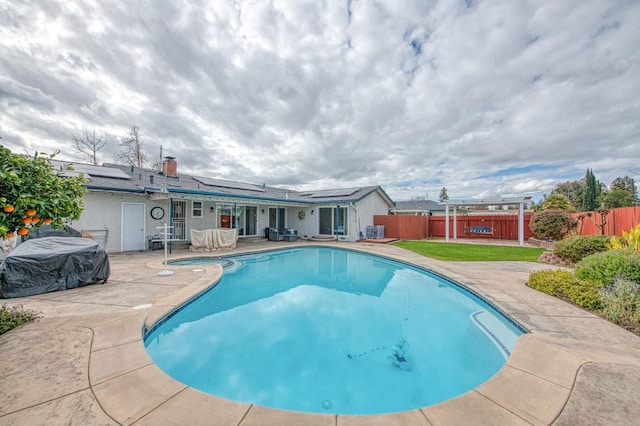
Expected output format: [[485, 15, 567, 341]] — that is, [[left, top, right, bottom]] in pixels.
[[470, 310, 517, 359]]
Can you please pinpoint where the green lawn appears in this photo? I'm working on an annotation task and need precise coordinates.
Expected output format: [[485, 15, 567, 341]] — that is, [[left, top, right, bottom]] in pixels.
[[393, 240, 546, 262]]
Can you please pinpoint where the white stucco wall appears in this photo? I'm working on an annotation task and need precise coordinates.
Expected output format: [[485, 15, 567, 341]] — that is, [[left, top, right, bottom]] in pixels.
[[69, 191, 151, 252], [287, 207, 314, 238], [351, 191, 392, 240]]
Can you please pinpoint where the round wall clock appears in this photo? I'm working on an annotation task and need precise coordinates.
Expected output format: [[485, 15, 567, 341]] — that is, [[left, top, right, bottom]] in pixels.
[[150, 206, 165, 220]]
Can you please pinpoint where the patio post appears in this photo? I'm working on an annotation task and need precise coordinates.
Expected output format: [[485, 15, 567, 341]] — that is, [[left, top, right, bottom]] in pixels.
[[518, 201, 524, 246], [445, 204, 450, 242], [453, 206, 458, 240]]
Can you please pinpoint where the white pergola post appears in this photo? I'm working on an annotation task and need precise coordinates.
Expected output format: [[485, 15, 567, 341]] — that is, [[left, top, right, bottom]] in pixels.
[[518, 202, 524, 246], [453, 206, 458, 240], [445, 205, 450, 242]]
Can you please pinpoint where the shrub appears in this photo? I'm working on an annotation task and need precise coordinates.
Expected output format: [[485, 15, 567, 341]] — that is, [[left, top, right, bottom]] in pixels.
[[0, 304, 41, 334], [541, 194, 574, 211], [528, 269, 602, 310], [575, 250, 640, 287], [598, 278, 640, 324], [553, 235, 611, 263], [607, 224, 640, 252], [529, 210, 578, 241]]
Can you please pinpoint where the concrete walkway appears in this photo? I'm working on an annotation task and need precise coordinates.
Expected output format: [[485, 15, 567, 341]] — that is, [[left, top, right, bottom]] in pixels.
[[1, 240, 640, 425]]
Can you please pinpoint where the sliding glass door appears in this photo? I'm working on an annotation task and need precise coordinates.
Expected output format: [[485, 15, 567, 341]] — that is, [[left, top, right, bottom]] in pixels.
[[217, 205, 233, 228], [217, 204, 258, 236], [235, 205, 257, 236], [318, 206, 348, 236], [269, 207, 286, 231], [319, 208, 333, 235]]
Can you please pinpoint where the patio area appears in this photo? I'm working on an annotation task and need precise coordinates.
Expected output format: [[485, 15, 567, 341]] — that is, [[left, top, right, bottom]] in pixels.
[[2, 239, 640, 425]]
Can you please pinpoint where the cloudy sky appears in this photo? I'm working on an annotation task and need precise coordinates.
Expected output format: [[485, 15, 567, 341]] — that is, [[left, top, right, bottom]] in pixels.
[[1, 1, 639, 201]]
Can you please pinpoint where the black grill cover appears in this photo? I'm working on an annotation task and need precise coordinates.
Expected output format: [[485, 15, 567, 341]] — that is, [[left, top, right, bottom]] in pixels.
[[0, 237, 110, 298], [26, 224, 81, 239]]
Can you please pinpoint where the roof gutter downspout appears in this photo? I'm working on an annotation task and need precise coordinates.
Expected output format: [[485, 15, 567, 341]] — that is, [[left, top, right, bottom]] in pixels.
[[349, 202, 361, 241], [168, 197, 173, 254], [335, 205, 340, 243]]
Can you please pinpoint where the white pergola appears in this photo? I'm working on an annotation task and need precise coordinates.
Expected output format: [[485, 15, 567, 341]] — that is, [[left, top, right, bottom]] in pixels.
[[440, 196, 532, 246]]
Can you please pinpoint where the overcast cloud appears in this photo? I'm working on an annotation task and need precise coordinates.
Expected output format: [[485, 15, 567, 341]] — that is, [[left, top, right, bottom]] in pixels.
[[1, 0, 638, 201]]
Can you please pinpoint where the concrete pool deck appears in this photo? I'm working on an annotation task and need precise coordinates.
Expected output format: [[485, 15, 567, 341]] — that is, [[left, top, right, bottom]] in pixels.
[[2, 240, 640, 425]]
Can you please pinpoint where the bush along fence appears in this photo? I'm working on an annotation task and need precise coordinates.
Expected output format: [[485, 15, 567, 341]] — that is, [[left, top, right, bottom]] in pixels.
[[572, 206, 640, 237], [529, 223, 640, 332]]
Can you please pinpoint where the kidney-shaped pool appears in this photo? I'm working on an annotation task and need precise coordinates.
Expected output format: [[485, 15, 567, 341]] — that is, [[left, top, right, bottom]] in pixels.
[[144, 247, 525, 415]]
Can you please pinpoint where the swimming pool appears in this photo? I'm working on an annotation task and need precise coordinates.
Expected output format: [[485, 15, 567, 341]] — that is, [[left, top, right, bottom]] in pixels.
[[144, 247, 525, 415]]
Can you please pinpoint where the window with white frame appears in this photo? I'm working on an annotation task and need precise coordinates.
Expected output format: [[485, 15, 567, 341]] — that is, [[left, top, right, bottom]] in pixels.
[[192, 201, 203, 218]]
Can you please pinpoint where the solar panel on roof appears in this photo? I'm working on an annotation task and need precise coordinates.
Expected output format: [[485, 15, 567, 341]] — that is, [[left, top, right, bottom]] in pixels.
[[194, 177, 265, 192], [58, 170, 91, 181], [70, 164, 132, 179], [309, 188, 359, 198]]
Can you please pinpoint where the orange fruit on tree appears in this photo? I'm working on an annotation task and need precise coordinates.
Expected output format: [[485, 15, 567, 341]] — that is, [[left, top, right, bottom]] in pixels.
[[6, 232, 14, 239], [31, 217, 40, 224], [22, 217, 32, 224], [26, 209, 37, 217], [3, 205, 14, 213], [17, 228, 29, 236], [43, 218, 52, 224]]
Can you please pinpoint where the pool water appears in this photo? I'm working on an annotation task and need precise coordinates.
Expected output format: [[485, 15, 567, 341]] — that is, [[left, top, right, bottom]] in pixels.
[[144, 247, 524, 415]]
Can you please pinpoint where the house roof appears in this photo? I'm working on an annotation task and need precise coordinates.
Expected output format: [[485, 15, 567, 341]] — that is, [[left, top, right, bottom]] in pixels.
[[53, 160, 395, 207]]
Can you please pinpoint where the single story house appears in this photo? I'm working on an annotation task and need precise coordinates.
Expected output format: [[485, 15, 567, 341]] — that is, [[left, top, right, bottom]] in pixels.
[[54, 157, 395, 252]]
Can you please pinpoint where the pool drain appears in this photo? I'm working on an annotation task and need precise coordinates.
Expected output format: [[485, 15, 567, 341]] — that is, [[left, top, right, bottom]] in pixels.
[[321, 399, 333, 410]]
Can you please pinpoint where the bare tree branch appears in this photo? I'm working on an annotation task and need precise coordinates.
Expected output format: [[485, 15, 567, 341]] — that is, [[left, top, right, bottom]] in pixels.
[[70, 128, 109, 165], [148, 145, 163, 171], [114, 125, 147, 168]]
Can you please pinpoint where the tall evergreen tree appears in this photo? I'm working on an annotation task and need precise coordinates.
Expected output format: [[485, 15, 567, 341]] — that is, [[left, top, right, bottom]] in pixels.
[[581, 168, 600, 211], [439, 187, 449, 202]]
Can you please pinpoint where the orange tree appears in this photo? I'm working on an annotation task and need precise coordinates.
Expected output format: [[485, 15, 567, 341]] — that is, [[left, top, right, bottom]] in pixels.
[[0, 145, 86, 239]]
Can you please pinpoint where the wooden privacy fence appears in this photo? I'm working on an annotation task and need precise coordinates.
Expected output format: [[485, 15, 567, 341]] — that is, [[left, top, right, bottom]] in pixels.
[[374, 215, 429, 240], [571, 206, 640, 237], [375, 206, 640, 241], [374, 214, 536, 240]]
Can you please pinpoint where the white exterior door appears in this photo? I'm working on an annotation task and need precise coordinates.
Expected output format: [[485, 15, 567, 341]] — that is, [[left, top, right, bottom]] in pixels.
[[122, 203, 146, 251]]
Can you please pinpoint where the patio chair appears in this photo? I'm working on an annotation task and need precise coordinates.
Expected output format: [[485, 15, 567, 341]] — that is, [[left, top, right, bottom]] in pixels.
[[268, 228, 285, 241], [283, 228, 298, 242]]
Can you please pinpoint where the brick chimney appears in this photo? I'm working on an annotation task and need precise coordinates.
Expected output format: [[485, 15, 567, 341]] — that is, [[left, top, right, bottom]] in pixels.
[[162, 156, 177, 177]]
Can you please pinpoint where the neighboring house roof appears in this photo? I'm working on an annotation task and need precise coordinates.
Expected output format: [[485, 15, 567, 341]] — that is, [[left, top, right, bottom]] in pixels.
[[391, 200, 445, 212], [439, 196, 532, 207], [53, 160, 395, 207]]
